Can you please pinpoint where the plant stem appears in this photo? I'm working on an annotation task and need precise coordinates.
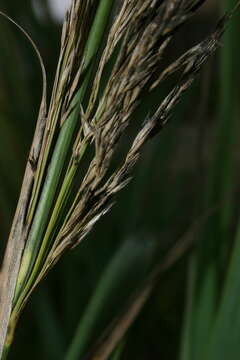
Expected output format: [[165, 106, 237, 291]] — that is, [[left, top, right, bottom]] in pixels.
[[3, 0, 114, 350], [13, 0, 115, 304]]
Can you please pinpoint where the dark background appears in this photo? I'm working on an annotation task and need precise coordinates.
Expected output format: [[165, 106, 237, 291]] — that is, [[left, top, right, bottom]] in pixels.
[[0, 0, 240, 359]]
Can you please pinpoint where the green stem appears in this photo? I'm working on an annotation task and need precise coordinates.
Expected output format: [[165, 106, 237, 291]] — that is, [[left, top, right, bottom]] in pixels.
[[14, 0, 114, 305], [1, 315, 17, 360], [12, 144, 88, 318], [206, 0, 237, 232]]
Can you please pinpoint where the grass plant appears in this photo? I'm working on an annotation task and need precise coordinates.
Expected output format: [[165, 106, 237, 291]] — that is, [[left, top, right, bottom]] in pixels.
[[0, 0, 240, 359]]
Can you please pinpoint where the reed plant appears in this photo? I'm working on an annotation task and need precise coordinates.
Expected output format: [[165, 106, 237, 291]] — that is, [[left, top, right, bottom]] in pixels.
[[0, 0, 239, 359]]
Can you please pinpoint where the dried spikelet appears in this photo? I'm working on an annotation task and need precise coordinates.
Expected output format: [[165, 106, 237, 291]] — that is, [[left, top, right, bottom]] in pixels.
[[1, 2, 240, 354], [41, 1, 236, 272], [81, 0, 214, 180]]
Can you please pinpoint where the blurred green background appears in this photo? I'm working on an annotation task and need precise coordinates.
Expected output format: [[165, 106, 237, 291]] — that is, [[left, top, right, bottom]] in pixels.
[[0, 0, 240, 359]]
